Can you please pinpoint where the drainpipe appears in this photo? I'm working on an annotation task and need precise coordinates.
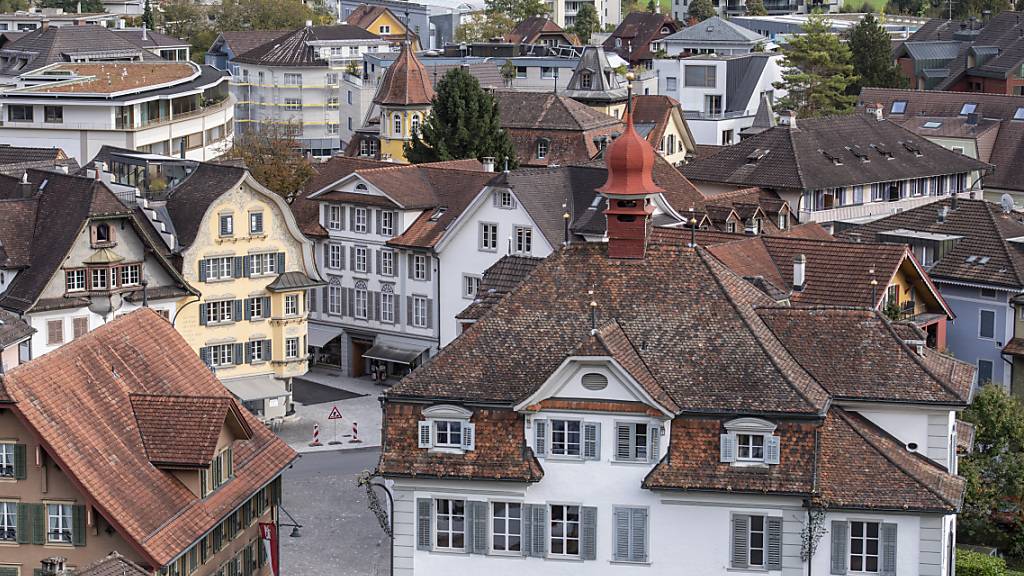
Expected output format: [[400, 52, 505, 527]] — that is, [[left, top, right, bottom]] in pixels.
[[433, 253, 441, 358]]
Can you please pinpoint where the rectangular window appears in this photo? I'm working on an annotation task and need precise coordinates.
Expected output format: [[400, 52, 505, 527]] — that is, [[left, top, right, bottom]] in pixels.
[[514, 226, 532, 254], [978, 359, 994, 385], [90, 267, 108, 290], [980, 309, 996, 339], [328, 285, 342, 315], [0, 444, 13, 478], [380, 211, 395, 236], [980, 288, 1000, 299], [684, 65, 716, 87], [615, 422, 649, 461], [283, 73, 302, 86], [285, 337, 299, 359], [463, 275, 481, 299], [380, 250, 395, 276], [284, 98, 302, 111], [249, 212, 264, 235], [0, 500, 15, 542], [209, 343, 234, 366], [65, 269, 85, 292], [44, 105, 63, 124], [7, 105, 32, 122], [413, 296, 428, 327], [249, 297, 264, 319], [516, 66, 527, 79], [355, 247, 368, 272], [47, 503, 73, 543], [550, 419, 581, 456], [666, 76, 678, 92], [491, 502, 522, 553], [47, 319, 63, 346], [219, 214, 234, 237], [328, 244, 344, 269], [326, 123, 339, 135], [250, 339, 265, 362], [205, 257, 233, 281], [354, 208, 367, 233], [480, 223, 498, 251], [354, 288, 368, 319], [120, 264, 141, 286], [849, 521, 880, 573], [737, 433, 765, 461], [705, 94, 723, 115], [328, 205, 343, 230], [549, 504, 580, 557], [749, 515, 766, 566], [413, 255, 427, 281], [890, 100, 907, 114], [500, 190, 514, 208], [434, 420, 462, 447], [435, 499, 465, 550], [380, 292, 395, 323], [327, 97, 339, 110], [613, 507, 648, 563], [208, 300, 233, 323], [72, 316, 88, 339], [285, 294, 299, 316], [541, 66, 556, 79], [326, 72, 338, 85]]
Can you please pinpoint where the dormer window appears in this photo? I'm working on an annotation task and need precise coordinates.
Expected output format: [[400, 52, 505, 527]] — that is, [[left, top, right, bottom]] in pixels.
[[201, 446, 233, 497], [581, 72, 592, 89], [720, 417, 780, 465], [418, 405, 475, 452], [534, 418, 600, 460], [91, 222, 115, 247]]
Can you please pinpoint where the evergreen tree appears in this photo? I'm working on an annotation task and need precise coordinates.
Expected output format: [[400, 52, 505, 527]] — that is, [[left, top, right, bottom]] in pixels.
[[485, 0, 548, 23], [143, 0, 155, 30], [405, 67, 517, 169], [688, 0, 716, 21], [572, 3, 600, 44], [848, 13, 906, 91], [773, 12, 858, 117], [746, 0, 768, 15]]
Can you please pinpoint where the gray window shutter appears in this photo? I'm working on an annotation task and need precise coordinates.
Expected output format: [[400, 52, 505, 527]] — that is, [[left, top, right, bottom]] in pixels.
[[493, 190, 500, 206], [765, 435, 781, 465], [650, 426, 661, 463], [322, 286, 329, 313], [731, 514, 749, 569], [720, 434, 737, 463], [613, 507, 630, 561], [233, 299, 243, 322], [374, 292, 381, 321], [242, 255, 250, 277], [583, 422, 600, 460], [263, 296, 271, 314], [529, 504, 547, 557], [72, 504, 85, 546], [349, 207, 355, 230], [375, 210, 382, 235], [199, 303, 208, 325], [426, 299, 434, 328], [199, 346, 212, 366], [631, 507, 648, 563], [349, 246, 355, 270], [617, 424, 632, 460], [233, 256, 244, 278], [416, 498, 431, 550], [521, 504, 533, 557], [407, 253, 414, 278], [340, 206, 346, 230], [767, 516, 783, 570], [323, 243, 329, 267], [425, 256, 432, 281], [198, 259, 208, 281], [233, 343, 244, 365], [376, 250, 382, 274], [277, 252, 285, 272], [243, 298, 252, 320], [15, 502, 29, 544], [463, 501, 474, 555], [534, 419, 547, 457], [471, 501, 488, 555], [245, 341, 253, 363], [581, 506, 597, 561], [406, 296, 413, 326], [14, 443, 27, 480], [880, 523, 897, 576], [831, 521, 848, 575]]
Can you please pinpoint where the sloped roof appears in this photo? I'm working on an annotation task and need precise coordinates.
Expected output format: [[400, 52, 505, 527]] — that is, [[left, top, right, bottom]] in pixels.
[[0, 309, 296, 566], [0, 24, 163, 76], [73, 552, 150, 576], [457, 255, 545, 321], [110, 28, 190, 49], [131, 394, 244, 468], [164, 162, 248, 248], [629, 94, 680, 147], [725, 53, 774, 113], [504, 16, 576, 44], [563, 45, 627, 103], [232, 24, 380, 66], [602, 12, 677, 62], [0, 144, 78, 176], [373, 42, 435, 106], [496, 90, 622, 131], [292, 156, 391, 238], [663, 16, 764, 44], [216, 30, 291, 59], [345, 5, 393, 29], [0, 308, 33, 348]]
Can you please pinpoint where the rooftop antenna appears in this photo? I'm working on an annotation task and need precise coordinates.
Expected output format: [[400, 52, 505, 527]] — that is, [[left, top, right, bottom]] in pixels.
[[869, 268, 878, 307], [563, 203, 571, 246], [588, 290, 598, 334], [688, 206, 697, 248]]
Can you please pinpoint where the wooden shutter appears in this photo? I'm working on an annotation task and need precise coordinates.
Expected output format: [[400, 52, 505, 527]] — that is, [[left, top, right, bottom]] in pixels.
[[529, 504, 547, 557], [199, 303, 208, 326], [581, 506, 597, 561], [418, 421, 432, 448], [233, 343, 244, 365], [830, 521, 848, 575], [765, 435, 781, 465], [349, 207, 355, 230], [16, 501, 30, 544], [731, 514, 749, 568], [276, 252, 285, 272], [233, 300, 243, 322], [534, 419, 546, 457], [630, 507, 648, 563], [349, 247, 355, 270], [471, 501, 488, 555], [199, 346, 212, 366], [493, 190, 501, 206], [13, 444, 26, 480], [373, 292, 381, 321], [323, 244, 329, 268], [416, 498, 431, 550], [583, 422, 600, 460], [263, 296, 271, 315], [462, 423, 475, 451], [347, 288, 355, 317], [245, 341, 253, 364], [650, 426, 661, 463], [521, 504, 533, 557], [426, 299, 434, 329], [199, 259, 208, 282], [720, 434, 737, 463], [376, 250, 382, 274], [406, 296, 413, 326], [407, 253, 414, 279], [72, 504, 86, 546], [31, 503, 44, 545], [617, 424, 632, 460], [72, 317, 88, 339], [880, 523, 897, 576], [766, 516, 782, 570], [322, 286, 329, 313], [243, 298, 252, 321], [375, 210, 382, 235], [424, 256, 432, 281], [233, 256, 244, 278], [242, 255, 250, 277], [613, 507, 630, 561], [47, 320, 62, 345]]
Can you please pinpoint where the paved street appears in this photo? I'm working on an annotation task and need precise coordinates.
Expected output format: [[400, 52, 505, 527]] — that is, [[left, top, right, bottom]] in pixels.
[[280, 448, 390, 576], [278, 368, 387, 453]]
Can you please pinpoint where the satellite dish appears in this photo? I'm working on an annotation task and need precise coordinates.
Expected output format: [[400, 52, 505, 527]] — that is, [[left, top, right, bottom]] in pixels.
[[1001, 193, 1015, 214]]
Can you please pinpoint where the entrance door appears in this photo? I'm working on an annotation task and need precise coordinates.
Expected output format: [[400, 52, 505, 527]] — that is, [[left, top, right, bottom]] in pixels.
[[351, 339, 372, 377]]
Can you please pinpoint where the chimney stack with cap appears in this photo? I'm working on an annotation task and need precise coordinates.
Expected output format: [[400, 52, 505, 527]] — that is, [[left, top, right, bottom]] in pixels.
[[779, 110, 797, 129], [482, 157, 495, 172], [793, 254, 806, 291], [19, 172, 33, 199]]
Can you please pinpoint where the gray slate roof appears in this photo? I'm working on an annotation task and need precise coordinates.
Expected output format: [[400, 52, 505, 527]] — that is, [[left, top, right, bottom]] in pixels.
[[232, 24, 381, 67], [663, 16, 765, 44], [563, 46, 627, 103], [0, 308, 33, 348], [0, 25, 164, 76], [724, 53, 773, 113]]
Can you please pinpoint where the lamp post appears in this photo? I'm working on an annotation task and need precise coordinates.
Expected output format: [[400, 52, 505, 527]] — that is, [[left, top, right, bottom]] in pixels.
[[358, 470, 394, 576]]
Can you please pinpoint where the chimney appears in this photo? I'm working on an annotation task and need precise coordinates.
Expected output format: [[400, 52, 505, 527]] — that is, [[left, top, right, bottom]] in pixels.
[[937, 205, 948, 222], [142, 22, 147, 40], [40, 557, 66, 576], [482, 156, 495, 172], [305, 19, 313, 27], [779, 110, 797, 129], [40, 19, 50, 30], [793, 254, 806, 291], [966, 112, 978, 125], [117, 18, 125, 28], [951, 193, 959, 211], [872, 103, 883, 121], [19, 172, 33, 198]]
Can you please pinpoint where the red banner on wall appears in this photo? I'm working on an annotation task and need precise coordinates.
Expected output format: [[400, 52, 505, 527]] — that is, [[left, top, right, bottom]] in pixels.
[[259, 522, 279, 576]]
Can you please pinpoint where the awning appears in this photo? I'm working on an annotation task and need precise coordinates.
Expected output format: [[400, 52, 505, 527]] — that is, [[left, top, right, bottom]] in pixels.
[[308, 323, 344, 348], [363, 343, 427, 365], [222, 374, 288, 402]]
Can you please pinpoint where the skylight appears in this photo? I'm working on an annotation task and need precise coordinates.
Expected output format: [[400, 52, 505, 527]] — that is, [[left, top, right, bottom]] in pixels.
[[1014, 107, 1024, 120], [922, 121, 943, 129], [890, 100, 907, 114], [960, 103, 977, 115]]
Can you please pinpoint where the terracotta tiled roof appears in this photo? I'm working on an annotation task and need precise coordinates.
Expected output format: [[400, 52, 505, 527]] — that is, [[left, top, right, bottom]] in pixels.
[[345, 5, 390, 29], [839, 198, 1024, 288], [816, 408, 964, 512], [1004, 337, 1024, 355], [130, 394, 246, 468], [73, 551, 149, 576], [0, 309, 296, 566], [457, 255, 545, 321], [629, 94, 679, 147], [503, 16, 577, 44], [524, 399, 664, 416], [497, 90, 622, 131], [373, 42, 435, 106], [292, 156, 392, 238], [378, 403, 543, 482], [602, 12, 678, 62]]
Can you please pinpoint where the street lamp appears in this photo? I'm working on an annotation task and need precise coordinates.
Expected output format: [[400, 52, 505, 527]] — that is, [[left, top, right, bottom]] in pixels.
[[358, 470, 394, 576]]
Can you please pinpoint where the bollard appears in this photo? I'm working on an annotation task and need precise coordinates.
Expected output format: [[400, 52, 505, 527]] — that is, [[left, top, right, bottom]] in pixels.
[[308, 423, 322, 447], [348, 421, 363, 444]]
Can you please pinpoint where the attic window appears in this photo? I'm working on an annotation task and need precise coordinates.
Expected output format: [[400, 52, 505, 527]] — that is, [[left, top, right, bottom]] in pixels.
[[922, 121, 943, 129], [429, 207, 447, 222], [902, 141, 923, 157], [890, 100, 907, 114], [581, 72, 593, 89], [960, 103, 977, 115], [1014, 107, 1024, 120], [820, 150, 843, 165], [870, 144, 894, 159], [581, 372, 608, 390], [746, 148, 770, 164], [720, 417, 780, 466], [419, 405, 475, 452], [846, 145, 869, 162]]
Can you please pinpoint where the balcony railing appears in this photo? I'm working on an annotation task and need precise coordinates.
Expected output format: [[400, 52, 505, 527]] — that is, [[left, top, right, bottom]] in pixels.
[[799, 194, 953, 223], [0, 96, 233, 132], [683, 109, 752, 121]]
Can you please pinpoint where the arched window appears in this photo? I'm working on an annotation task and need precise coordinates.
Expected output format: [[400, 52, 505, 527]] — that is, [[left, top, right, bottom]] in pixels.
[[393, 113, 402, 136], [411, 114, 420, 135], [536, 138, 549, 159]]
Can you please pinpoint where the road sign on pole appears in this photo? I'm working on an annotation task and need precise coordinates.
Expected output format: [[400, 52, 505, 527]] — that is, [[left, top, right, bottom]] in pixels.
[[328, 406, 343, 445], [328, 406, 343, 420]]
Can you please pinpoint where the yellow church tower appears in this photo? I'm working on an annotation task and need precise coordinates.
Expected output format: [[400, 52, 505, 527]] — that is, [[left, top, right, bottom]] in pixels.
[[373, 42, 435, 163]]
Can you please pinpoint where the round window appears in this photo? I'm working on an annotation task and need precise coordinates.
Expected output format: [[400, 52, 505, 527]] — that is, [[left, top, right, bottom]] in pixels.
[[581, 372, 608, 390]]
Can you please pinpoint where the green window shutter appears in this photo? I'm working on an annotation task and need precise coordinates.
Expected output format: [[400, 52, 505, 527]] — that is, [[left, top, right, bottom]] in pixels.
[[72, 504, 86, 546], [580, 506, 597, 561], [831, 521, 848, 575], [200, 469, 208, 498], [880, 523, 898, 576], [16, 502, 30, 544], [212, 456, 221, 488], [32, 503, 45, 545], [416, 498, 431, 550], [731, 514, 749, 569], [766, 516, 783, 570], [13, 444, 27, 480]]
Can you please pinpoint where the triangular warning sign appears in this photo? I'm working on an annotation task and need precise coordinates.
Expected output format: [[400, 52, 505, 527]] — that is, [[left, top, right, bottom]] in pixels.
[[328, 406, 343, 420]]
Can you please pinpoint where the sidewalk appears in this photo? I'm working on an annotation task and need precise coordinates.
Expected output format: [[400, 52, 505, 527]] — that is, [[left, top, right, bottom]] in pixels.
[[277, 368, 388, 454]]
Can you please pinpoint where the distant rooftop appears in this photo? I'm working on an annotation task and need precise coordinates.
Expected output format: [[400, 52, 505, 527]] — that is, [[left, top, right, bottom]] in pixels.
[[19, 62, 196, 94]]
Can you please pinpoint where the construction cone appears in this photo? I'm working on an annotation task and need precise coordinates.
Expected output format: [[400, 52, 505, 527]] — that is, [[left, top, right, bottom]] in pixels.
[[348, 421, 363, 444], [309, 423, 322, 447]]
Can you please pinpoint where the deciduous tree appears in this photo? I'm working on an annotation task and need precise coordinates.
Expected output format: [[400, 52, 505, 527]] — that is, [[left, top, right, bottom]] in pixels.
[[688, 0, 717, 22], [773, 12, 857, 117], [226, 123, 315, 199], [746, 0, 768, 15]]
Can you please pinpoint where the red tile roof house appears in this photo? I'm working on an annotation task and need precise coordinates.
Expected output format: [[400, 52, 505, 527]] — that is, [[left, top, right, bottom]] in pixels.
[[0, 308, 295, 576], [376, 105, 973, 576]]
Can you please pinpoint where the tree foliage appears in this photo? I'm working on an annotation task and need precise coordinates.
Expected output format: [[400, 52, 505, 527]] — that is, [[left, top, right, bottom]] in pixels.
[[572, 3, 600, 44], [848, 12, 906, 91], [486, 0, 547, 23], [688, 0, 716, 21], [773, 12, 858, 117], [455, 11, 515, 42], [143, 0, 155, 30], [38, 0, 102, 12], [211, 0, 323, 32], [226, 123, 315, 199], [746, 0, 769, 15], [0, 0, 26, 11], [404, 67, 517, 168]]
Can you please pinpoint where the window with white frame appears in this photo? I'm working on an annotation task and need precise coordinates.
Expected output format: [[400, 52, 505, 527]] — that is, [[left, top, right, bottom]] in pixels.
[[480, 223, 498, 251], [283, 73, 302, 86], [380, 211, 395, 236], [393, 114, 402, 136], [205, 257, 233, 280], [0, 444, 13, 477], [413, 255, 427, 280], [328, 205, 343, 230], [249, 339, 266, 362], [435, 499, 465, 550], [492, 502, 522, 553], [47, 503, 73, 543], [550, 419, 581, 457], [208, 300, 233, 323], [91, 268, 108, 290], [327, 123, 339, 135], [748, 515, 766, 567], [615, 422, 651, 462], [327, 97, 339, 109], [355, 246, 368, 272], [250, 253, 277, 276], [411, 114, 421, 135], [434, 420, 462, 447], [536, 139, 549, 159], [849, 521, 880, 573], [412, 296, 428, 327], [209, 343, 234, 367], [284, 98, 302, 111], [354, 208, 367, 233], [354, 287, 368, 319], [285, 294, 299, 316], [328, 285, 343, 315], [549, 505, 580, 557], [737, 433, 765, 461], [720, 417, 780, 465], [0, 500, 15, 541], [381, 290, 395, 323], [380, 250, 395, 276], [499, 190, 514, 208], [328, 244, 344, 269], [285, 337, 299, 359], [514, 226, 532, 254], [463, 275, 481, 299], [65, 269, 85, 292], [120, 264, 141, 286], [249, 297, 265, 319]]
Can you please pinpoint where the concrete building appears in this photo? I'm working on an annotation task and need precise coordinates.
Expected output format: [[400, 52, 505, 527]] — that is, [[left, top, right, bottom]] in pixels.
[[661, 16, 767, 55], [0, 9, 118, 31], [337, 0, 432, 49]]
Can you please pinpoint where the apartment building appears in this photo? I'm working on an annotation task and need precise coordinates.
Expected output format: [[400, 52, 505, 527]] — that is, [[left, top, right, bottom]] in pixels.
[[231, 23, 390, 157], [0, 309, 294, 575]]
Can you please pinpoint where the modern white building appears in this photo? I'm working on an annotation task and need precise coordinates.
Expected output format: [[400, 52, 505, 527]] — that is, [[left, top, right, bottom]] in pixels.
[[661, 16, 768, 56], [0, 61, 233, 163], [654, 52, 784, 145]]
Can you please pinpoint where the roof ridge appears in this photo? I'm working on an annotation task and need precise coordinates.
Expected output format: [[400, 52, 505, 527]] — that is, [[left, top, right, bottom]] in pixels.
[[595, 318, 679, 412], [873, 307, 970, 403], [983, 199, 1024, 286]]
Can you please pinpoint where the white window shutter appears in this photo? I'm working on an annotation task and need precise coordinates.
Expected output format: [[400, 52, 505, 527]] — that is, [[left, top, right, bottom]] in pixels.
[[463, 423, 475, 451], [418, 421, 432, 448], [650, 426, 661, 463], [720, 433, 737, 463], [765, 435, 781, 465], [534, 420, 546, 457], [583, 422, 600, 460], [617, 424, 632, 460]]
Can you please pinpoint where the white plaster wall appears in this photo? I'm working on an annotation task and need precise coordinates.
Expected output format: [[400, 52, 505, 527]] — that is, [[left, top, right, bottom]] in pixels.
[[810, 512, 924, 576], [27, 300, 177, 359]]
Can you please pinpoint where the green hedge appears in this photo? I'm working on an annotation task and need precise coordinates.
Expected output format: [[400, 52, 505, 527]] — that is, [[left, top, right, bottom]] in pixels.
[[959, 549, 1008, 576]]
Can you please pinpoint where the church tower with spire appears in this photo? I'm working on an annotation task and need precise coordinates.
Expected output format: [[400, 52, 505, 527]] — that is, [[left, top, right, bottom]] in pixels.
[[373, 41, 435, 163]]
